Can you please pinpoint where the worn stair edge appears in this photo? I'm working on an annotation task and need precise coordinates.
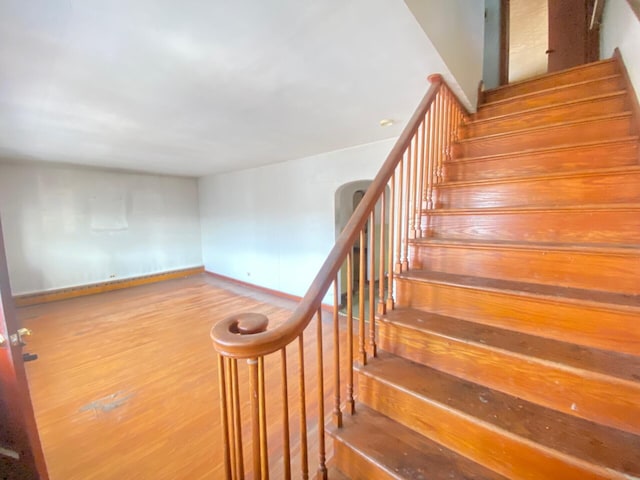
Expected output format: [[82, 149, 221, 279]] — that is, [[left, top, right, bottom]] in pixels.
[[380, 307, 640, 383], [468, 91, 627, 126], [358, 353, 640, 480], [480, 74, 622, 109], [444, 146, 640, 182], [409, 237, 640, 254], [397, 270, 640, 310], [483, 58, 620, 101], [425, 202, 640, 215], [393, 274, 639, 356], [477, 76, 624, 121], [328, 403, 508, 480], [435, 171, 640, 210], [456, 112, 632, 145], [376, 308, 640, 434], [437, 164, 640, 188], [408, 241, 640, 295], [423, 204, 640, 245], [446, 136, 639, 164], [482, 58, 616, 94]]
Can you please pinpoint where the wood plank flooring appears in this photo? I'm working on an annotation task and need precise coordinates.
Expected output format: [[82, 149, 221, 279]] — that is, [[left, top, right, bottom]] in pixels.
[[18, 274, 347, 479]]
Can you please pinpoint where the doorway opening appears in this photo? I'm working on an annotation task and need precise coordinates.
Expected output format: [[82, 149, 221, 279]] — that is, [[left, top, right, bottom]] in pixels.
[[483, 0, 604, 89], [334, 181, 390, 315]]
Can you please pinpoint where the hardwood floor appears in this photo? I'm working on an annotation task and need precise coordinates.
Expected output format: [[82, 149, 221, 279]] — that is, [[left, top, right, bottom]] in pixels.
[[18, 274, 344, 479]]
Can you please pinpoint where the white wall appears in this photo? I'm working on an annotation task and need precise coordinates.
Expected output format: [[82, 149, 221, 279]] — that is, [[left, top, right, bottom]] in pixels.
[[601, 0, 640, 100], [0, 162, 202, 295], [404, 0, 485, 110], [483, 0, 501, 90], [199, 139, 396, 301]]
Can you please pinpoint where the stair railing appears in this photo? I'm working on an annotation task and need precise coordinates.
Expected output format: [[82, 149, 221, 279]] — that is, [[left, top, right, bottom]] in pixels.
[[211, 73, 469, 479]]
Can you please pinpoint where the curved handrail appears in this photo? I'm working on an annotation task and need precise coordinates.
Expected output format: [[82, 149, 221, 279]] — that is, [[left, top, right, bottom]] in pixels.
[[211, 74, 446, 359]]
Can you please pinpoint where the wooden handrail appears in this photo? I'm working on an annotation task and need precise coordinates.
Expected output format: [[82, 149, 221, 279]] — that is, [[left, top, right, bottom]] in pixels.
[[211, 74, 445, 359], [213, 73, 471, 480]]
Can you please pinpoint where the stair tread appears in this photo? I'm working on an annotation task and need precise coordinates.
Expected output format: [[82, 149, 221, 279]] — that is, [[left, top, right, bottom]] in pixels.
[[480, 73, 621, 109], [482, 58, 616, 98], [456, 112, 632, 144], [426, 202, 640, 214], [380, 307, 640, 383], [409, 237, 640, 253], [439, 164, 640, 188], [360, 352, 640, 476], [469, 90, 627, 125], [448, 136, 639, 164], [397, 270, 640, 309], [329, 403, 508, 480]]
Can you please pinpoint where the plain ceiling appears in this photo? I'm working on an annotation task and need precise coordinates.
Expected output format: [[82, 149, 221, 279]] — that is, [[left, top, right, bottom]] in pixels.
[[0, 1, 445, 177]]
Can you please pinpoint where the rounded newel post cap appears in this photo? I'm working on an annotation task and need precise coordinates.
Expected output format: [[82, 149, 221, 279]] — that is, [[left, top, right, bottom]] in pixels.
[[427, 74, 443, 84], [234, 312, 269, 334]]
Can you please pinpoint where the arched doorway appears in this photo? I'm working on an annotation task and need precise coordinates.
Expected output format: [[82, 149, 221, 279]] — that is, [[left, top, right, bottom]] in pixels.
[[334, 181, 389, 310]]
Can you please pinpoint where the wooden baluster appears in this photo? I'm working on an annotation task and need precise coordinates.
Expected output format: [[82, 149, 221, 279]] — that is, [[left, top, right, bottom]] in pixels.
[[433, 92, 440, 188], [446, 90, 454, 164], [258, 356, 269, 479], [402, 148, 410, 272], [411, 131, 420, 239], [298, 334, 309, 480], [280, 348, 291, 480], [407, 135, 417, 240], [226, 358, 236, 479], [230, 358, 244, 479], [217, 355, 232, 480], [426, 106, 436, 211], [438, 92, 446, 182], [415, 119, 426, 238], [377, 189, 386, 316], [394, 157, 404, 274], [386, 174, 395, 311], [249, 357, 261, 479], [368, 210, 377, 358], [444, 93, 450, 172], [346, 252, 355, 414], [332, 279, 343, 427], [422, 111, 431, 235], [358, 229, 367, 366], [316, 309, 327, 479], [432, 93, 442, 188]]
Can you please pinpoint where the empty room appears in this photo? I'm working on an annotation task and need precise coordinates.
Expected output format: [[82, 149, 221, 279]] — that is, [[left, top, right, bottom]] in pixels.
[[1, 1, 640, 479]]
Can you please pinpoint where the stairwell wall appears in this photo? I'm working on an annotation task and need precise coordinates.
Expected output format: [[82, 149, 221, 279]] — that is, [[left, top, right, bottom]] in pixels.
[[198, 138, 395, 302], [403, 0, 484, 110], [601, 0, 640, 99]]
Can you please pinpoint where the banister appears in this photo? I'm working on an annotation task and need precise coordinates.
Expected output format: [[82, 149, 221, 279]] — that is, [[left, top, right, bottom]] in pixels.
[[211, 74, 448, 359]]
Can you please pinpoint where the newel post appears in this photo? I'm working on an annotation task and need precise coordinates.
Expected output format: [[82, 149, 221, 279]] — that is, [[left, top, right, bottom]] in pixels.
[[212, 312, 269, 480]]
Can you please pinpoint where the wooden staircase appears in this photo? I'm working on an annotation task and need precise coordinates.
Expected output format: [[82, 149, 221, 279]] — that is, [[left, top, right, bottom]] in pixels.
[[328, 58, 640, 479]]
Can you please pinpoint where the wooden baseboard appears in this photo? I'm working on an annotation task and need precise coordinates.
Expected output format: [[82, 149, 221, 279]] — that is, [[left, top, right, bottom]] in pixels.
[[13, 266, 205, 307], [205, 271, 333, 312]]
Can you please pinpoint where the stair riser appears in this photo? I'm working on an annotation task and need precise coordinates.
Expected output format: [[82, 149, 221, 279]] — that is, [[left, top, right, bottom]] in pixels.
[[394, 277, 639, 356], [463, 95, 627, 138], [476, 76, 624, 119], [453, 117, 633, 158], [408, 244, 640, 295], [358, 373, 613, 480], [435, 171, 640, 209], [425, 209, 640, 244], [333, 441, 395, 480], [445, 142, 639, 182], [482, 62, 618, 103], [377, 321, 640, 435]]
